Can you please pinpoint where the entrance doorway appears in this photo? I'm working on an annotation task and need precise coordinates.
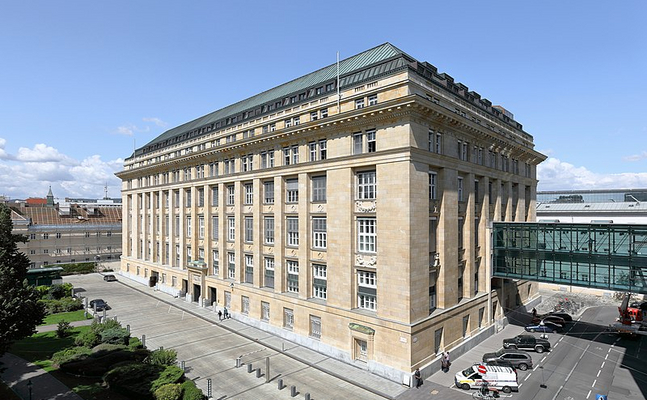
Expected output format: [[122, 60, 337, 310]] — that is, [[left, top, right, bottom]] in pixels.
[[182, 279, 188, 295], [354, 339, 368, 362], [208, 287, 217, 306], [192, 284, 201, 303]]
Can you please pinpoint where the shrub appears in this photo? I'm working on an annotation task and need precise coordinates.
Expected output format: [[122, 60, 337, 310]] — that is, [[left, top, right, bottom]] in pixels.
[[75, 329, 101, 347], [92, 343, 128, 354], [56, 320, 72, 338], [40, 297, 83, 314], [104, 363, 164, 399], [92, 318, 122, 333], [62, 348, 149, 377], [52, 346, 92, 367], [100, 327, 130, 345], [154, 384, 182, 400], [59, 262, 96, 276], [148, 348, 178, 366], [181, 380, 206, 400], [128, 337, 143, 350], [47, 283, 72, 300], [151, 366, 184, 392], [35, 285, 50, 299]]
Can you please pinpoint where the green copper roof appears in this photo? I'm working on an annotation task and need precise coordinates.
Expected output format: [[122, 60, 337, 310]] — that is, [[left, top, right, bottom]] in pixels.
[[135, 43, 410, 156]]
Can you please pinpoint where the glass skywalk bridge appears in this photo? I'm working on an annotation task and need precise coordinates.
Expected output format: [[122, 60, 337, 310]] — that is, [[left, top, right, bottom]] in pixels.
[[492, 223, 647, 294]]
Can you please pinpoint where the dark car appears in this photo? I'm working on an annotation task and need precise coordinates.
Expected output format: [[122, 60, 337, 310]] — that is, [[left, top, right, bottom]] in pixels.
[[547, 311, 573, 322], [103, 274, 118, 282], [524, 323, 554, 333], [89, 299, 108, 311], [503, 334, 551, 353], [482, 349, 533, 371]]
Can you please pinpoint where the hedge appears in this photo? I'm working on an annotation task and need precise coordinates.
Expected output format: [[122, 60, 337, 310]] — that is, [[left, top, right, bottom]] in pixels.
[[59, 262, 97, 276]]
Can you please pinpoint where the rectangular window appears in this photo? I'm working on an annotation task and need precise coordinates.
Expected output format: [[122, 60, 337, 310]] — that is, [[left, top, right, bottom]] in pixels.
[[244, 216, 253, 242], [244, 183, 253, 204], [211, 186, 219, 206], [353, 132, 363, 155], [355, 98, 365, 109], [227, 185, 235, 205], [366, 129, 376, 153], [357, 171, 376, 200], [310, 315, 322, 339], [264, 217, 274, 244], [313, 264, 327, 300], [283, 308, 294, 329], [287, 260, 299, 293], [242, 296, 250, 315], [368, 94, 377, 106], [309, 142, 317, 162], [285, 118, 292, 128], [263, 181, 275, 204], [310, 111, 318, 121], [227, 252, 235, 279], [320, 108, 328, 118], [458, 177, 464, 202], [458, 218, 464, 249], [286, 178, 299, 203], [198, 216, 204, 239], [186, 189, 192, 206], [429, 272, 437, 312], [186, 216, 192, 237], [358, 218, 376, 253], [264, 257, 274, 288], [287, 217, 299, 246], [312, 175, 326, 202], [312, 217, 327, 249], [261, 301, 270, 321], [319, 139, 327, 160], [227, 216, 235, 241], [283, 147, 291, 165], [245, 254, 253, 284], [429, 171, 437, 200], [358, 270, 377, 311], [198, 189, 204, 207], [212, 250, 219, 276], [211, 216, 219, 241]]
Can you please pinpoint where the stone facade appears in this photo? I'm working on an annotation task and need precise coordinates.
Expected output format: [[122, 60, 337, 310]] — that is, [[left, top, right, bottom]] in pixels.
[[116, 43, 545, 382]]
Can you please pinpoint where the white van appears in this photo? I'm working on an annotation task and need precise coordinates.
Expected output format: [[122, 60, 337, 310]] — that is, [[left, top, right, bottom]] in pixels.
[[454, 364, 519, 393]]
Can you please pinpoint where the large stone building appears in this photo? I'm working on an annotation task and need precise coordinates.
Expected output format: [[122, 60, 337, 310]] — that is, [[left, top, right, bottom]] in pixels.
[[116, 43, 546, 381], [6, 189, 122, 268]]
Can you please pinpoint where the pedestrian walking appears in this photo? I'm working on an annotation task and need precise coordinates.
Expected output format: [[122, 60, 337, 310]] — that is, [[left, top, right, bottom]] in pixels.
[[224, 307, 229, 319], [414, 368, 422, 388], [441, 351, 451, 372], [218, 310, 222, 321]]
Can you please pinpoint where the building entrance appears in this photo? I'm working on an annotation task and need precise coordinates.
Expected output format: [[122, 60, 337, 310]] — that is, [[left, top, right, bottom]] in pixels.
[[193, 284, 201, 303]]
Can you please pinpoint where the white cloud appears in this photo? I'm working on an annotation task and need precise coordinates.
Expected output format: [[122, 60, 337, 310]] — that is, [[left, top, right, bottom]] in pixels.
[[624, 151, 647, 162], [0, 140, 123, 200], [142, 117, 168, 128], [538, 157, 647, 191], [115, 124, 150, 136]]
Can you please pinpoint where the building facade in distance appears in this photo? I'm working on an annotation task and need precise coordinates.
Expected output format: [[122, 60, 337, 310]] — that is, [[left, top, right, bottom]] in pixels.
[[116, 43, 545, 381], [5, 189, 122, 268], [537, 189, 647, 224]]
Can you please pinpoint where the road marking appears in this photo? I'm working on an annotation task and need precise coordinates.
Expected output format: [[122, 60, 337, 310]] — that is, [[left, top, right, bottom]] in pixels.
[[559, 337, 564, 342], [592, 379, 597, 387], [524, 374, 531, 381], [519, 383, 523, 388], [541, 356, 547, 363], [601, 361, 605, 369], [550, 385, 564, 400], [605, 354, 608, 360], [587, 389, 591, 398], [597, 369, 601, 377], [554, 342, 559, 348]]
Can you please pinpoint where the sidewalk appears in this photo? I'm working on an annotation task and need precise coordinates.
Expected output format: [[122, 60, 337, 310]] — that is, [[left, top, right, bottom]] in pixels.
[[0, 353, 83, 400], [37, 318, 94, 333]]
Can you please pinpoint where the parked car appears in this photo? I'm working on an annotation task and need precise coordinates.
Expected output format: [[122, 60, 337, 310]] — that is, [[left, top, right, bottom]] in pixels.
[[503, 334, 551, 353], [524, 323, 554, 333], [482, 349, 533, 371], [89, 299, 108, 311], [532, 315, 566, 327], [547, 311, 573, 322], [455, 364, 519, 393], [103, 274, 118, 282]]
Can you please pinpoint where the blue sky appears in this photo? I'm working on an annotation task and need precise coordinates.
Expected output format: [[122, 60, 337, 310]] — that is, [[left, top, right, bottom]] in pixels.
[[1, 1, 646, 200]]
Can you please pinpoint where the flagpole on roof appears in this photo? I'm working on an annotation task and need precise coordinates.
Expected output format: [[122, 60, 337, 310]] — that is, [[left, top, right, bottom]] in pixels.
[[336, 51, 340, 113]]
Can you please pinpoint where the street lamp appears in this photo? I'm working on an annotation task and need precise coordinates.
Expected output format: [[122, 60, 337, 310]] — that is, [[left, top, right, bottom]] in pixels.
[[27, 379, 32, 400]]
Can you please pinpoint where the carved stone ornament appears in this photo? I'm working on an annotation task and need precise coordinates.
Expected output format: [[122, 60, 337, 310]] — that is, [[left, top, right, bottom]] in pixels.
[[355, 200, 376, 213], [356, 254, 377, 267]]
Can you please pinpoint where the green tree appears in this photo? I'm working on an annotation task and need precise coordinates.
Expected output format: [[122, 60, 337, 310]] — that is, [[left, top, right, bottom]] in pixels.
[[0, 203, 46, 356]]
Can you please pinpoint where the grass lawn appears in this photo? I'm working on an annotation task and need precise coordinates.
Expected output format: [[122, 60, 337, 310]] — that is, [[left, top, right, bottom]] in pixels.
[[41, 310, 93, 326], [10, 326, 91, 371]]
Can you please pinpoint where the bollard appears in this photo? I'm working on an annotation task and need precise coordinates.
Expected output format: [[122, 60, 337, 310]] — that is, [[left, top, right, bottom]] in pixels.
[[290, 385, 297, 397], [256, 368, 261, 378], [113, 315, 117, 322], [142, 335, 146, 348], [181, 361, 186, 371], [247, 363, 253, 373], [235, 356, 242, 368], [126, 324, 130, 333], [278, 379, 283, 390], [305, 393, 310, 400], [102, 309, 107, 320], [207, 378, 212, 398], [266, 357, 270, 383]]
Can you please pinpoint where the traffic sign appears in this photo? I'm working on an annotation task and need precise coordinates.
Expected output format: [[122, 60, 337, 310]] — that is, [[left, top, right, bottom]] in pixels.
[[477, 365, 487, 374]]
